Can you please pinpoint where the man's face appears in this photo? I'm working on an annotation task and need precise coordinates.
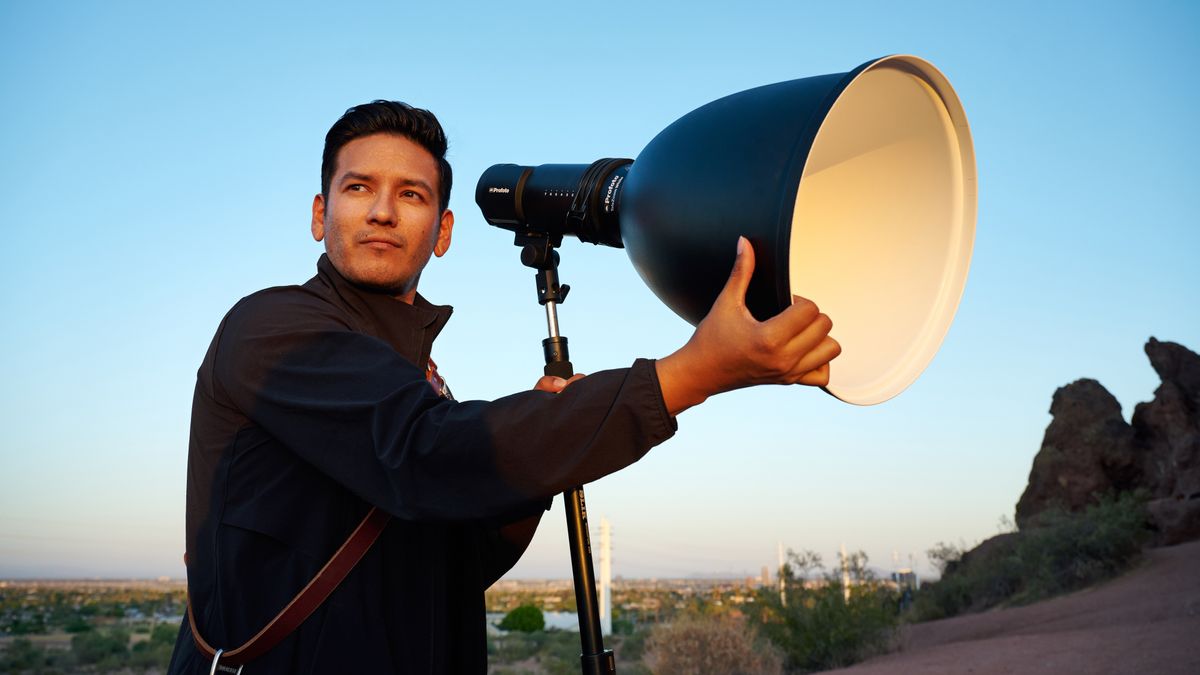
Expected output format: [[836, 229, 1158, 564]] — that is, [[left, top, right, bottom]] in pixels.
[[311, 133, 453, 303]]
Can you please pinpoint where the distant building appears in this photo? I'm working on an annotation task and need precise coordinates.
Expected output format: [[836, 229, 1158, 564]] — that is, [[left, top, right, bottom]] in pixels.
[[890, 569, 918, 589], [891, 568, 918, 611]]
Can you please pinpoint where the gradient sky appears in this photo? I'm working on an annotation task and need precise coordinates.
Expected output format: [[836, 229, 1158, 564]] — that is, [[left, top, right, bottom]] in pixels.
[[1, 1, 1197, 581]]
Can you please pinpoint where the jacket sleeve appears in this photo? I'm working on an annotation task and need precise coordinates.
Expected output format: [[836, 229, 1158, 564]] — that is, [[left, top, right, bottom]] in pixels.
[[211, 291, 676, 522]]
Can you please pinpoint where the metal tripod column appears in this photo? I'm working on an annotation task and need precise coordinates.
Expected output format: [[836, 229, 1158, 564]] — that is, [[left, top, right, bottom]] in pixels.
[[525, 240, 615, 675]]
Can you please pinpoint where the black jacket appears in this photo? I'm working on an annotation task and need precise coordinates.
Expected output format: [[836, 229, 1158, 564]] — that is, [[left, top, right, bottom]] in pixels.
[[168, 255, 675, 673]]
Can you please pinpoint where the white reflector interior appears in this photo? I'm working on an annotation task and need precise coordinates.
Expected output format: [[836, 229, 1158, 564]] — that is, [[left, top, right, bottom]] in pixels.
[[790, 56, 976, 405]]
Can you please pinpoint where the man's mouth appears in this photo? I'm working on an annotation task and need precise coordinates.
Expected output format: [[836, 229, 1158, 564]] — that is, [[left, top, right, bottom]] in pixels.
[[361, 237, 402, 249]]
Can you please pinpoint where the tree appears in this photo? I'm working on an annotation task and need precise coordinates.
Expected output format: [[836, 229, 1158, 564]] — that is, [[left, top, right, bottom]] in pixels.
[[786, 549, 824, 583], [926, 541, 965, 576], [837, 548, 871, 586], [498, 604, 544, 633]]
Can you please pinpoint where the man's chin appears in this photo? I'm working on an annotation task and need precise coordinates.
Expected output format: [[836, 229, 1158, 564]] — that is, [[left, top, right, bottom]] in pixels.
[[329, 256, 418, 298], [351, 276, 411, 296]]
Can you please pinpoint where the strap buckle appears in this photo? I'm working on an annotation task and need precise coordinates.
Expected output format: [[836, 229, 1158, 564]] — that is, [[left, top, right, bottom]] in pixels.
[[209, 648, 244, 675]]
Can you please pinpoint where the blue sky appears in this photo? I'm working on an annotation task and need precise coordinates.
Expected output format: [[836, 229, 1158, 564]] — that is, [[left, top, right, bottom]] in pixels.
[[1, 1, 1197, 580]]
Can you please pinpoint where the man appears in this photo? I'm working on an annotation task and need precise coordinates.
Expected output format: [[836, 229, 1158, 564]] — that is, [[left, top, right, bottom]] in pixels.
[[169, 101, 839, 673]]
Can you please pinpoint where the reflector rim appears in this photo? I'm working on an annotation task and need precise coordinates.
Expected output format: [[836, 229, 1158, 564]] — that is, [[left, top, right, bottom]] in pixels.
[[799, 54, 977, 406]]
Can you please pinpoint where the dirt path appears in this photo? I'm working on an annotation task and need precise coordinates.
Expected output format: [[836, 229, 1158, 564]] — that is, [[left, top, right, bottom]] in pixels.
[[829, 539, 1200, 674]]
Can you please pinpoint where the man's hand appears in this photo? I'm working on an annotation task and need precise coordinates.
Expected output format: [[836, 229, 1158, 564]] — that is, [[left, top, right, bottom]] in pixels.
[[655, 236, 841, 415], [533, 373, 586, 393]]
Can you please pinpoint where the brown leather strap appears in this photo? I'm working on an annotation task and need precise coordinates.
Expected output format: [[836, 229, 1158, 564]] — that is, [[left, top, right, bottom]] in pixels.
[[187, 506, 391, 667], [187, 360, 444, 667]]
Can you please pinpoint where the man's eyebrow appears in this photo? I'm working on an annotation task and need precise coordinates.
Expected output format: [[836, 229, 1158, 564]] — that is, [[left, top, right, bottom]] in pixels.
[[396, 178, 435, 194], [339, 171, 374, 184], [338, 172, 433, 194]]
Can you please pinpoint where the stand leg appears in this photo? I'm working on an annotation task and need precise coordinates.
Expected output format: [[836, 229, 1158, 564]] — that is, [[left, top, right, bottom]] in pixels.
[[563, 485, 615, 674], [524, 242, 615, 673]]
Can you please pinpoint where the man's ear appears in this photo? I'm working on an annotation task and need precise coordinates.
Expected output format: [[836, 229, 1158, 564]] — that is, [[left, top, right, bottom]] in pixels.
[[434, 209, 454, 257], [311, 194, 326, 241]]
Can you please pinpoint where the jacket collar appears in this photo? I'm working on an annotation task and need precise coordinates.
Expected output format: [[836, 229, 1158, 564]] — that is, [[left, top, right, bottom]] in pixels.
[[308, 254, 453, 367]]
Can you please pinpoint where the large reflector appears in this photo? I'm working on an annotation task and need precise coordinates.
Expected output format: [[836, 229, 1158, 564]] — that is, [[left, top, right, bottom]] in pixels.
[[619, 55, 976, 405]]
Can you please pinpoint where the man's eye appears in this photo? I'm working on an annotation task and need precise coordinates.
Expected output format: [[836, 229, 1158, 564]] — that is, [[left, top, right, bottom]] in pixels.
[[402, 190, 423, 200], [347, 184, 367, 192]]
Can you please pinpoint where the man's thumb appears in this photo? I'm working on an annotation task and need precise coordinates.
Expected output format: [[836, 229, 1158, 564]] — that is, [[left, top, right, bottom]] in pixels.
[[720, 236, 755, 304]]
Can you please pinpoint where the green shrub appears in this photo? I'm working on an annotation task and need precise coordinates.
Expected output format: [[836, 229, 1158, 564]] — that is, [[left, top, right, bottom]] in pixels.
[[913, 491, 1150, 621], [616, 626, 649, 660], [492, 631, 542, 661], [151, 621, 180, 645], [0, 638, 43, 671], [6, 617, 46, 635], [535, 631, 590, 675], [753, 582, 898, 672], [130, 638, 176, 669], [645, 613, 783, 675], [744, 550, 897, 667], [498, 603, 545, 633], [71, 627, 130, 665], [612, 614, 637, 635], [749, 550, 899, 673]]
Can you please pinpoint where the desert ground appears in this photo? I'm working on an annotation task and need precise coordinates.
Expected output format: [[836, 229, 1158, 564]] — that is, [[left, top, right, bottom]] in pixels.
[[830, 539, 1200, 674]]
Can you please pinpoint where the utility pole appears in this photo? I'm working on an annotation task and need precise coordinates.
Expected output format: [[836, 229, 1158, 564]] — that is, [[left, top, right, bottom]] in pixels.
[[777, 541, 787, 607], [840, 542, 851, 603], [599, 517, 612, 636]]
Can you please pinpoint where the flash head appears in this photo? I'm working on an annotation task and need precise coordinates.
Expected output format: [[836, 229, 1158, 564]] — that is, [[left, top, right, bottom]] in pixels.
[[475, 159, 632, 248]]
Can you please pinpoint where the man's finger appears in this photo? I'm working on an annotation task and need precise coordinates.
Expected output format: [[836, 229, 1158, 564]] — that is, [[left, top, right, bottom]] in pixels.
[[533, 375, 566, 393], [716, 236, 755, 307], [790, 336, 842, 376], [533, 373, 586, 393], [771, 308, 832, 363], [797, 363, 831, 387], [764, 296, 823, 344]]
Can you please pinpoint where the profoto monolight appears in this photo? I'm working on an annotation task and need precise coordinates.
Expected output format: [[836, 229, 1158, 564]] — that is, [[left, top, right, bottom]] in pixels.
[[477, 54, 977, 673]]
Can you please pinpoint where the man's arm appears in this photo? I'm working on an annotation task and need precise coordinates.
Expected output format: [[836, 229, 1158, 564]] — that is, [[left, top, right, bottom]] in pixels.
[[212, 294, 672, 522], [480, 514, 543, 588], [209, 237, 834, 525], [656, 237, 841, 415], [478, 373, 586, 585]]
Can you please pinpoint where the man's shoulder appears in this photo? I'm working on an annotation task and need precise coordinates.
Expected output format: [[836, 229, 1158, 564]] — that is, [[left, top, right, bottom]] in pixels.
[[222, 282, 355, 337]]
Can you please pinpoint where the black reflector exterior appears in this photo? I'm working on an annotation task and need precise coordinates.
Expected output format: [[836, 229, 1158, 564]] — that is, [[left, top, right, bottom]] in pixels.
[[619, 66, 869, 324]]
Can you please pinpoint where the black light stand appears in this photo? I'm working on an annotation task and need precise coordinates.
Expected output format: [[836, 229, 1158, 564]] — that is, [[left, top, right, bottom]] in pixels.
[[517, 231, 615, 675]]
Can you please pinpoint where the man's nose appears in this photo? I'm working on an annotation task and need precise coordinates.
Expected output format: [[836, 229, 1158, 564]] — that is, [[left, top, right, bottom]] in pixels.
[[368, 195, 396, 226]]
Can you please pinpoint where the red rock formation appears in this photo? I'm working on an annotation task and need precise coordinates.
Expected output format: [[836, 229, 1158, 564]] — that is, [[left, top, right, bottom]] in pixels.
[[1134, 338, 1200, 544], [1015, 338, 1200, 545]]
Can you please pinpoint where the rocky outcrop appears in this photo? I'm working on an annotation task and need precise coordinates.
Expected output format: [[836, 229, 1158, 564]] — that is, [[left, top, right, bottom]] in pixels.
[[1015, 338, 1200, 545], [1014, 379, 1138, 527], [1133, 338, 1200, 544]]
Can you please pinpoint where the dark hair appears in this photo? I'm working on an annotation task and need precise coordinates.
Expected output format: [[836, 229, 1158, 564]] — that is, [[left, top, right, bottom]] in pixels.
[[321, 100, 452, 211]]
